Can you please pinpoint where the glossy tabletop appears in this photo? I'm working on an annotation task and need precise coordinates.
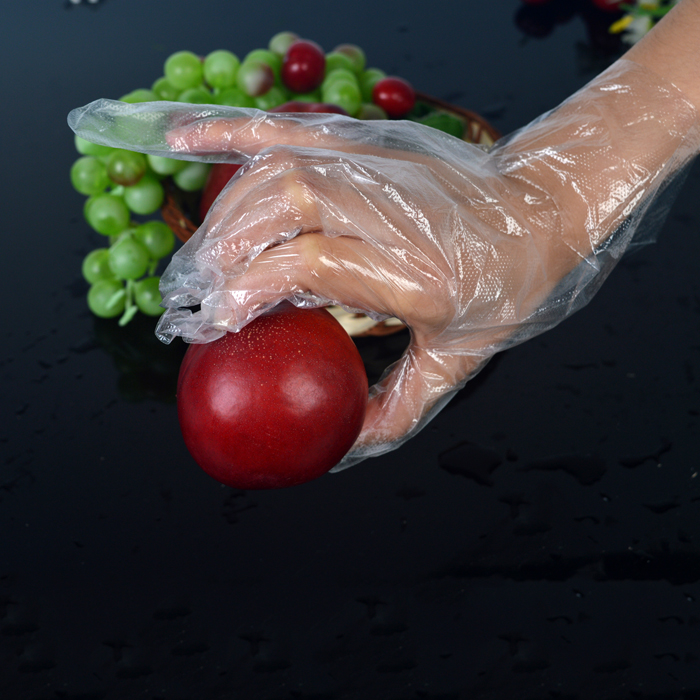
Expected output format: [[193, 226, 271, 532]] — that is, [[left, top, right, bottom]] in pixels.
[[3, 1, 700, 697]]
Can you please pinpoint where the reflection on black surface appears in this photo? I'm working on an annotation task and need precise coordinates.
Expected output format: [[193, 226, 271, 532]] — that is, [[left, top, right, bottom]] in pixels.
[[353, 328, 409, 386], [93, 314, 186, 403], [435, 547, 700, 585], [514, 0, 625, 71], [64, 0, 107, 9], [439, 441, 503, 486]]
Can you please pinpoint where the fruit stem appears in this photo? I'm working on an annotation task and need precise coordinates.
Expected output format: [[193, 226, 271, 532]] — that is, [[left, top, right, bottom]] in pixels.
[[118, 279, 138, 326]]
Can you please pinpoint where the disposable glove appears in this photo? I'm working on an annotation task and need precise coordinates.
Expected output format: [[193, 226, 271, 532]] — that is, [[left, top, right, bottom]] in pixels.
[[68, 59, 699, 468]]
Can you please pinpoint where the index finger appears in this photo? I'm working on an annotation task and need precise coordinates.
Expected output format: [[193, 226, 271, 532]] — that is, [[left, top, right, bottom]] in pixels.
[[68, 98, 362, 162], [67, 98, 458, 165], [165, 110, 456, 163]]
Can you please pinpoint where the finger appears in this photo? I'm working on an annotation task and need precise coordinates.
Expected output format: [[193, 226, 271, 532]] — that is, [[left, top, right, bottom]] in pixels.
[[337, 346, 488, 466], [68, 98, 258, 162], [199, 166, 323, 275], [166, 111, 355, 159], [68, 99, 480, 184], [68, 98, 399, 163], [165, 109, 459, 166], [202, 150, 458, 288], [195, 232, 402, 332]]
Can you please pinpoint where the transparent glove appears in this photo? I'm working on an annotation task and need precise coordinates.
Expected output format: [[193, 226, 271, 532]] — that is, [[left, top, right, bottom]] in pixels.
[[68, 59, 699, 468]]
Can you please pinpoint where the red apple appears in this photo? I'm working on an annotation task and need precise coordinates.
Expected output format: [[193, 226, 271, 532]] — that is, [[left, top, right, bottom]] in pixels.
[[198, 162, 242, 222], [177, 303, 368, 489]]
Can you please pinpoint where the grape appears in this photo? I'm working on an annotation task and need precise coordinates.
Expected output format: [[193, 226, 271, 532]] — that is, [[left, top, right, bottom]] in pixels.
[[85, 194, 131, 236], [134, 221, 175, 259], [417, 112, 465, 138], [71, 156, 110, 196], [120, 89, 158, 103], [203, 50, 240, 89], [282, 40, 325, 93], [215, 87, 256, 108], [74, 135, 114, 158], [152, 77, 181, 101], [271, 101, 348, 115], [82, 248, 115, 284], [123, 175, 164, 215], [108, 236, 150, 280], [255, 86, 287, 111], [84, 196, 96, 221], [244, 49, 282, 83], [359, 67, 386, 102], [73, 37, 434, 328], [236, 60, 274, 97], [173, 162, 211, 192], [332, 44, 366, 74], [324, 52, 355, 76], [88, 279, 126, 318], [372, 77, 416, 118], [356, 103, 388, 120], [304, 103, 349, 115], [268, 31, 299, 56], [178, 86, 213, 104], [106, 149, 147, 186], [292, 90, 322, 103], [165, 51, 204, 90], [147, 154, 186, 176], [321, 68, 357, 92], [134, 277, 164, 316], [322, 80, 362, 116], [591, 0, 624, 11]]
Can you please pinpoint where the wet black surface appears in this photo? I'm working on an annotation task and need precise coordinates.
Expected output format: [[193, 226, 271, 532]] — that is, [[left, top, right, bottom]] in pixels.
[[3, 0, 700, 697]]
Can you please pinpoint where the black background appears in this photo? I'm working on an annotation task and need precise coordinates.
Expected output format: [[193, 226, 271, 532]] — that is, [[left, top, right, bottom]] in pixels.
[[3, 1, 700, 698]]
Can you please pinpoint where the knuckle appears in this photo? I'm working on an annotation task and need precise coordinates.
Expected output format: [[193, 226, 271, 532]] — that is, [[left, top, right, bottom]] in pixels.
[[293, 233, 325, 281], [255, 144, 304, 171]]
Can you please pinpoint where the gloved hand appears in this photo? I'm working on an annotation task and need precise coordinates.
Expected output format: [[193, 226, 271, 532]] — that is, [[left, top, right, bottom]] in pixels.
[[68, 59, 699, 468]]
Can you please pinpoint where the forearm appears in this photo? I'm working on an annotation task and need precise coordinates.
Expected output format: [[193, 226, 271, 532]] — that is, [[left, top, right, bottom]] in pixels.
[[495, 58, 698, 250], [476, 10, 700, 334], [624, 0, 700, 112]]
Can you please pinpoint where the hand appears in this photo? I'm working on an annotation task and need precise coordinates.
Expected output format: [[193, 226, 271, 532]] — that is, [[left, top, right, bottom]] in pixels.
[[68, 59, 698, 467]]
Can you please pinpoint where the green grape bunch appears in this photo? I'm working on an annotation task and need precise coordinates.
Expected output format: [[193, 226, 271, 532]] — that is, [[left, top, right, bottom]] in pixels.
[[72, 32, 467, 326], [72, 104, 199, 325]]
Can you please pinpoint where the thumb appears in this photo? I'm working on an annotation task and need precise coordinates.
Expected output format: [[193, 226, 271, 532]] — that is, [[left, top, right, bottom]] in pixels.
[[334, 345, 488, 469]]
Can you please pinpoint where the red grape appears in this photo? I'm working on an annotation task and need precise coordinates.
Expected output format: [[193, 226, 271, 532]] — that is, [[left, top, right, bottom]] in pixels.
[[270, 101, 349, 115], [372, 77, 416, 119], [281, 40, 326, 94], [590, 0, 624, 11]]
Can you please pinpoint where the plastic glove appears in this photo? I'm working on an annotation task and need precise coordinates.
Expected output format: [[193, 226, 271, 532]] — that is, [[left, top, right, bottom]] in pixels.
[[68, 59, 699, 468]]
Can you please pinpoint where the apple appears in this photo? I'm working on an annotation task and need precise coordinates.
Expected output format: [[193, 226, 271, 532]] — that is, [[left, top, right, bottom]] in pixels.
[[198, 162, 242, 222], [177, 303, 368, 489]]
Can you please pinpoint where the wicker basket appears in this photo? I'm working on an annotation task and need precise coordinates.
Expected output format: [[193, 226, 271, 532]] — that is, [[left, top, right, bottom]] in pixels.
[[161, 95, 500, 336]]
